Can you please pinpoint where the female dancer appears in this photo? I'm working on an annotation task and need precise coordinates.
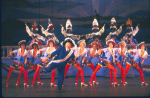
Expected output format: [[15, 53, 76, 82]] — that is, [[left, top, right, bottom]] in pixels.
[[85, 41, 102, 85], [114, 41, 127, 85], [73, 39, 88, 86], [98, 39, 120, 86], [6, 40, 29, 87], [40, 19, 59, 46], [37, 39, 57, 86], [126, 42, 148, 85], [27, 42, 44, 86], [25, 22, 45, 46]]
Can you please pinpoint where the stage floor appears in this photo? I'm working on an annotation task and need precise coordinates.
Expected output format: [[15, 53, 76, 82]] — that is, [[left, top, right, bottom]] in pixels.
[[2, 76, 150, 97]]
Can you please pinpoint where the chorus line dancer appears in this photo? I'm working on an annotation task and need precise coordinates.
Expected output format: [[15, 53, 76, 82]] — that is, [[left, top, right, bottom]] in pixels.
[[27, 42, 44, 87], [37, 39, 57, 87], [85, 41, 102, 86], [98, 39, 120, 86], [6, 40, 29, 87], [73, 39, 88, 86], [126, 42, 148, 85], [114, 41, 127, 85]]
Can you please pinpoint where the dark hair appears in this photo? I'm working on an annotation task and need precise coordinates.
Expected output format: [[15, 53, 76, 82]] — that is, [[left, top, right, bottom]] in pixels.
[[107, 41, 115, 48], [32, 43, 38, 49], [63, 40, 74, 47], [48, 40, 55, 46], [19, 42, 26, 47]]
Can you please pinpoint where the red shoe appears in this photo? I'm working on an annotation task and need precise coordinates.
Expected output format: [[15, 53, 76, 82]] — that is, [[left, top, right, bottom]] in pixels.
[[75, 82, 78, 85], [111, 82, 114, 85], [81, 82, 88, 86], [37, 81, 43, 85], [113, 82, 120, 86], [6, 83, 8, 87], [50, 82, 57, 86], [89, 82, 92, 86], [24, 83, 30, 87], [141, 82, 148, 86], [93, 81, 99, 85], [16, 81, 19, 86]]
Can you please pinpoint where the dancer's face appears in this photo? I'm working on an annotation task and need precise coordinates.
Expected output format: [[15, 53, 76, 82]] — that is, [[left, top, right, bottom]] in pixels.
[[108, 42, 113, 48], [79, 42, 86, 48], [48, 42, 54, 47], [65, 42, 72, 49], [21, 44, 26, 50], [121, 42, 126, 48], [92, 44, 97, 50], [68, 29, 71, 33], [33, 45, 38, 50], [141, 45, 145, 50]]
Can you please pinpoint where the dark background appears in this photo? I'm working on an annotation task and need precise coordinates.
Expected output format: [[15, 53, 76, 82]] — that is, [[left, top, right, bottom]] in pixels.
[[1, 0, 150, 46]]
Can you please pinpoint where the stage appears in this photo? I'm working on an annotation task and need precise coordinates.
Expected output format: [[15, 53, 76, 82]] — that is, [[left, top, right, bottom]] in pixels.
[[2, 76, 150, 97]]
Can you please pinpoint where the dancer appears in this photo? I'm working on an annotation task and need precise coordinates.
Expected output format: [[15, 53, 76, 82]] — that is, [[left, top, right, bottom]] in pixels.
[[60, 19, 80, 40], [121, 18, 139, 44], [87, 18, 105, 49], [106, 17, 124, 47], [85, 41, 102, 86], [127, 42, 148, 85], [25, 21, 45, 46], [114, 41, 127, 85], [98, 39, 120, 86], [40, 38, 76, 92], [73, 39, 88, 86], [40, 19, 59, 46], [27, 42, 44, 87], [6, 40, 29, 87], [37, 39, 57, 87]]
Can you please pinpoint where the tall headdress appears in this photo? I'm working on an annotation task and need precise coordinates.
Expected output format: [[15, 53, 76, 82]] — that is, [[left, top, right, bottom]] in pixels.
[[110, 17, 117, 29], [126, 18, 133, 31], [47, 18, 54, 31], [66, 19, 72, 31], [31, 21, 38, 31], [92, 17, 99, 30]]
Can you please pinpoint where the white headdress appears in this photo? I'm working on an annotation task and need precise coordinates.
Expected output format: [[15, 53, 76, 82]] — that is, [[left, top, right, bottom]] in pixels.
[[92, 18, 99, 30], [66, 19, 72, 31]]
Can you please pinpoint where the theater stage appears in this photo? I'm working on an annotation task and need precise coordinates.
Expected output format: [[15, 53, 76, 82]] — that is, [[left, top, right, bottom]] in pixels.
[[2, 76, 150, 97]]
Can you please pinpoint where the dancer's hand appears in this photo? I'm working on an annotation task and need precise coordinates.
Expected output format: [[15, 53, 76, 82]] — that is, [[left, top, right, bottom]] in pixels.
[[42, 58, 49, 62], [121, 24, 124, 26]]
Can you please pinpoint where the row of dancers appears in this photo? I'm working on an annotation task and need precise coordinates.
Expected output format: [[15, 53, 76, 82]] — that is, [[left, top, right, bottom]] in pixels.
[[6, 17, 148, 92], [25, 17, 139, 48]]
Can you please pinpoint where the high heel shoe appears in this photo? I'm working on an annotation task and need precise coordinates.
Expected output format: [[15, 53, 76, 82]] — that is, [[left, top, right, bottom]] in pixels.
[[75, 82, 78, 85], [81, 82, 88, 86], [50, 82, 57, 86], [141, 82, 148, 86], [6, 83, 8, 87], [93, 81, 99, 85], [111, 82, 114, 85], [89, 82, 92, 86], [113, 82, 120, 86], [16, 81, 19, 86], [37, 81, 43, 85], [24, 83, 30, 87]]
